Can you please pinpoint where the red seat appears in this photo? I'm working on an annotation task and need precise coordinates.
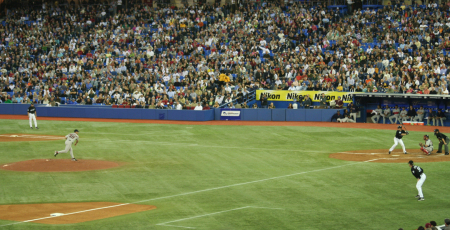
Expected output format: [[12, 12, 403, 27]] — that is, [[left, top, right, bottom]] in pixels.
[[125, 105, 131, 108], [112, 105, 118, 108], [131, 105, 136, 108], [118, 105, 125, 108]]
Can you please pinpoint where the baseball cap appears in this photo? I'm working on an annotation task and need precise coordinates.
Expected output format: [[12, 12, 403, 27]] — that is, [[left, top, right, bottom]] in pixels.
[[74, 129, 79, 133], [397, 125, 402, 128], [434, 129, 439, 132], [408, 160, 414, 165]]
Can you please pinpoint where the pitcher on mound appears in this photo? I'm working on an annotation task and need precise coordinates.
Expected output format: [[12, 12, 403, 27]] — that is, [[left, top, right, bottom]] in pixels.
[[54, 129, 79, 161]]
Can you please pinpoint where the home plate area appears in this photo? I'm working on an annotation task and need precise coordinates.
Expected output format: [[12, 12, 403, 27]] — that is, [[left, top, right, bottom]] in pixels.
[[0, 202, 156, 224], [330, 149, 450, 163]]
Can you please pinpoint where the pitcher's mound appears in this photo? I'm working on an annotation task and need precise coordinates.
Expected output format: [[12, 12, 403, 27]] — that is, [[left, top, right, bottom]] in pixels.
[[330, 149, 450, 163], [0, 159, 121, 172], [0, 202, 156, 224]]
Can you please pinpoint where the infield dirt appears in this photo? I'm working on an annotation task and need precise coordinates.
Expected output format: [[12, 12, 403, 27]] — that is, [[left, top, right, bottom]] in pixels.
[[330, 149, 450, 163], [0, 159, 121, 172], [0, 202, 156, 224]]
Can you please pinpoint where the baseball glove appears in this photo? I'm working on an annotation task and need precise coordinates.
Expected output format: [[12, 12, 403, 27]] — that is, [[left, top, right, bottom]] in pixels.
[[419, 143, 423, 147]]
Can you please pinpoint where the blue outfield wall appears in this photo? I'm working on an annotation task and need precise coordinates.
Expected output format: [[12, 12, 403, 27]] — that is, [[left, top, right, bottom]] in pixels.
[[0, 104, 345, 122]]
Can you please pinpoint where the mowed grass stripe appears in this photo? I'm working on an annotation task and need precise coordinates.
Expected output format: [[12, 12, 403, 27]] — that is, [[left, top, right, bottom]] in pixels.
[[0, 119, 449, 230]]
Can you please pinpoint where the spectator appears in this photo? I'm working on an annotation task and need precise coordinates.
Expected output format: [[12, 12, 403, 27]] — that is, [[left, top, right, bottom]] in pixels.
[[303, 95, 312, 109], [268, 102, 275, 109], [319, 93, 327, 108], [334, 96, 343, 109], [444, 218, 450, 230]]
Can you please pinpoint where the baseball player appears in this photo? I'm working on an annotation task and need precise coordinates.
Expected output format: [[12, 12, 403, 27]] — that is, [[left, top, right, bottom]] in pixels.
[[348, 102, 357, 121], [413, 106, 425, 122], [389, 105, 400, 124], [54, 129, 80, 161], [389, 125, 409, 154], [434, 129, 449, 155], [408, 160, 426, 201], [436, 109, 446, 127], [371, 105, 382, 123], [419, 135, 433, 156], [27, 103, 38, 129], [399, 107, 408, 123], [406, 105, 417, 122], [381, 105, 391, 124], [426, 109, 436, 126]]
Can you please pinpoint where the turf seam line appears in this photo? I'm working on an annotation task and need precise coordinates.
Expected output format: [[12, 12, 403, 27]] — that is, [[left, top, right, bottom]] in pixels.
[[0, 162, 363, 227]]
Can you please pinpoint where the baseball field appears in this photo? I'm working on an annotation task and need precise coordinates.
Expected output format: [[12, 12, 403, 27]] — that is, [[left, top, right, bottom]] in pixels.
[[1, 116, 450, 230]]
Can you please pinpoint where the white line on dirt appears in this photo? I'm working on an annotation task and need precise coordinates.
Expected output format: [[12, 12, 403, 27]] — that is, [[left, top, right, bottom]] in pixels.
[[0, 161, 366, 228]]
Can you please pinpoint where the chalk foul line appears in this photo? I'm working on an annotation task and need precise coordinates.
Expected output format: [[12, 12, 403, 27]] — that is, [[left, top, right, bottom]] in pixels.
[[0, 161, 366, 228], [156, 206, 283, 229]]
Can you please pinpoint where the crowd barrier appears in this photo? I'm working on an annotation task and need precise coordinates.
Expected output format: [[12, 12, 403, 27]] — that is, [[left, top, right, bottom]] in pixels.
[[0, 104, 349, 122]]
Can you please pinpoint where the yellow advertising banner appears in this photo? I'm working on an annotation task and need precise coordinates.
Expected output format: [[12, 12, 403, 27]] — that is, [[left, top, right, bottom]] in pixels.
[[256, 90, 359, 103]]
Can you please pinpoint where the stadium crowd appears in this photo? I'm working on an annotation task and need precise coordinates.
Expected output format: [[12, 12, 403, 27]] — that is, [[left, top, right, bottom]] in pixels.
[[1, 0, 450, 109]]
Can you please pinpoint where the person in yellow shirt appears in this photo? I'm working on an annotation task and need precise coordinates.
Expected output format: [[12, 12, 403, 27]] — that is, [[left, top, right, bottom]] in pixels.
[[219, 73, 230, 83]]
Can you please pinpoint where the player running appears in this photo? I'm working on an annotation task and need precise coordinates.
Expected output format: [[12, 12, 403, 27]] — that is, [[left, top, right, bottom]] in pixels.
[[389, 125, 409, 154], [54, 129, 79, 161]]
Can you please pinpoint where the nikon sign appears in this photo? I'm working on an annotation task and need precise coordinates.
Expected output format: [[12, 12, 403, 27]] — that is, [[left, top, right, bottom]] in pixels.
[[256, 90, 358, 103]]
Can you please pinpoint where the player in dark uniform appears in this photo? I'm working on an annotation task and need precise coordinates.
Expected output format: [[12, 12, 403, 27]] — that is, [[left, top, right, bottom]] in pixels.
[[389, 126, 408, 154], [27, 103, 38, 129], [434, 129, 449, 155], [409, 160, 426, 201]]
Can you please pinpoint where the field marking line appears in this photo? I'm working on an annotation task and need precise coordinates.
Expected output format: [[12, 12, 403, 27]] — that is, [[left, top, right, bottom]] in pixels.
[[0, 161, 365, 228], [160, 224, 195, 229], [157, 206, 283, 229], [157, 206, 251, 228]]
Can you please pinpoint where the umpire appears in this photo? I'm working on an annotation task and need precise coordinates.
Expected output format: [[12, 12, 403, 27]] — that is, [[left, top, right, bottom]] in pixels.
[[434, 129, 449, 155]]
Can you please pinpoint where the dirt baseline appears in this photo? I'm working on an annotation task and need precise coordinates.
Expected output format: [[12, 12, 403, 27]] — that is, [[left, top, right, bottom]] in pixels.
[[330, 149, 450, 163], [0, 134, 65, 142], [0, 202, 156, 224], [0, 159, 121, 172]]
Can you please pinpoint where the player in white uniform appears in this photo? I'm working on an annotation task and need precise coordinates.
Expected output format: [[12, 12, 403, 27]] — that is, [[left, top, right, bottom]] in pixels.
[[381, 105, 391, 124], [420, 135, 433, 155], [54, 129, 79, 161], [389, 125, 408, 154], [27, 103, 38, 129], [371, 105, 382, 123]]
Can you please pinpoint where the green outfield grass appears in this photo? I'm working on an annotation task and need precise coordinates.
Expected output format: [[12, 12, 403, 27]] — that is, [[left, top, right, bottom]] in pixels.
[[0, 119, 449, 230]]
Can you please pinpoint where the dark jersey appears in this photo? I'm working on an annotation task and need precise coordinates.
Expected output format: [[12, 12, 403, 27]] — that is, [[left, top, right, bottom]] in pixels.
[[435, 132, 448, 141], [395, 130, 406, 139], [411, 165, 424, 179], [27, 106, 36, 114]]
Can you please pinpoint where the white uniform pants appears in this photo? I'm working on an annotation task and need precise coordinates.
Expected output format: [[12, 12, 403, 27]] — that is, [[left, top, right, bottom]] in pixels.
[[381, 114, 388, 124], [57, 143, 75, 159], [437, 117, 447, 127], [29, 114, 37, 128], [337, 118, 356, 123], [421, 146, 433, 154], [350, 112, 357, 121], [413, 115, 424, 122], [371, 115, 380, 123], [389, 137, 406, 153], [416, 173, 426, 198], [389, 114, 399, 124]]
